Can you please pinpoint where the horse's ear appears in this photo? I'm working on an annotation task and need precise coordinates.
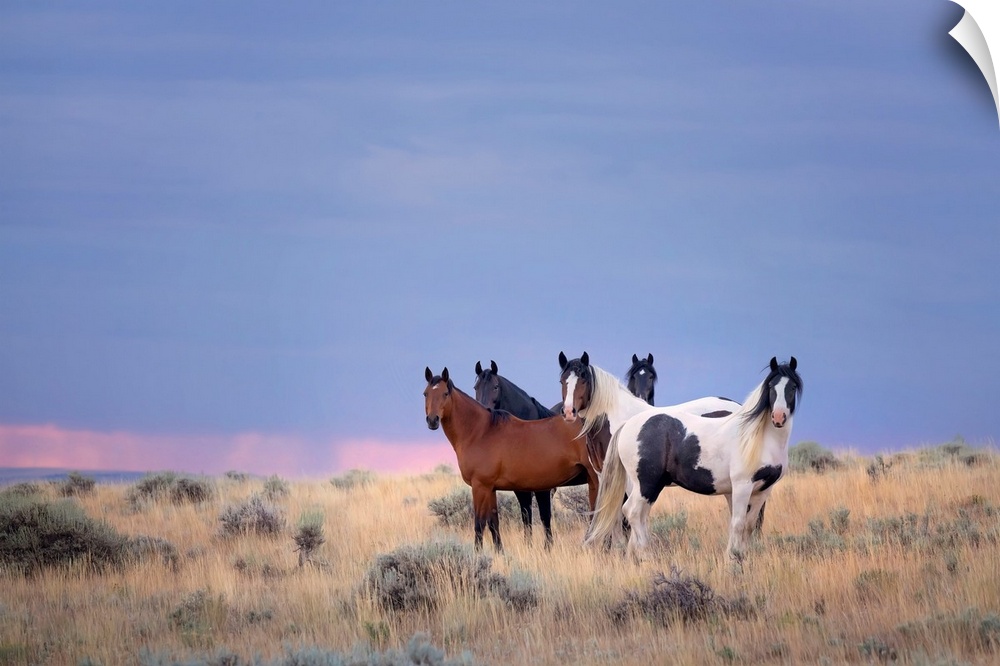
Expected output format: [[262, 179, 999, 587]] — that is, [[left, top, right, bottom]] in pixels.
[[425, 367, 433, 383], [789, 356, 797, 371], [632, 353, 639, 364], [441, 367, 450, 383], [558, 351, 568, 369], [490, 360, 498, 374], [769, 357, 779, 372], [475, 361, 483, 375], [647, 353, 653, 364], [581, 352, 589, 366]]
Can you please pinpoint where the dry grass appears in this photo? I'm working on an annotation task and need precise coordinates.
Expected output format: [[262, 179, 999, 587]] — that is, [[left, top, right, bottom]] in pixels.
[[1, 450, 999, 665]]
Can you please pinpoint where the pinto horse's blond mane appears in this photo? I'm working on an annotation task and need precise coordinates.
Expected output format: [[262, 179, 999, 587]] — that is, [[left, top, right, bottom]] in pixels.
[[579, 365, 630, 438], [735, 381, 769, 472]]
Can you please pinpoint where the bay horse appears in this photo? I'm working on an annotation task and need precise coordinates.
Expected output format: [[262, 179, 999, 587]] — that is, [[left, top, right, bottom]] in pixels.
[[474, 360, 559, 547], [626, 353, 657, 405], [424, 367, 599, 552], [584, 357, 803, 561]]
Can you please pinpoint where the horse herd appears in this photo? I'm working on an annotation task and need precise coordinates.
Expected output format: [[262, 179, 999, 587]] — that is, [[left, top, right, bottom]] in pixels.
[[423, 352, 803, 561]]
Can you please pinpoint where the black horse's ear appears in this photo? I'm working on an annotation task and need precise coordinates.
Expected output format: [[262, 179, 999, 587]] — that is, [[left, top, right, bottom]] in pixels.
[[770, 357, 779, 372], [475, 361, 483, 375], [558, 351, 568, 369], [789, 356, 797, 371], [490, 360, 498, 374], [425, 367, 433, 383], [441, 367, 450, 383], [632, 353, 639, 364], [581, 351, 589, 366], [647, 353, 653, 364]]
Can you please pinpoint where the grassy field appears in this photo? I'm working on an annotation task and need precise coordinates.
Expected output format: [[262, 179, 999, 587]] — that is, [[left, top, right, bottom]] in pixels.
[[1, 445, 998, 665]]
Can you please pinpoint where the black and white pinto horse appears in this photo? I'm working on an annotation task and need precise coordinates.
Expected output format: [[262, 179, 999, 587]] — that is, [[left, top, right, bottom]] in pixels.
[[584, 357, 803, 560], [474, 360, 564, 547], [626, 353, 657, 406]]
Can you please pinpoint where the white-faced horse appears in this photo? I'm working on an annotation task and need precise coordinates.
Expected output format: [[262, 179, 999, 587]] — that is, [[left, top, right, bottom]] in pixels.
[[584, 357, 803, 560]]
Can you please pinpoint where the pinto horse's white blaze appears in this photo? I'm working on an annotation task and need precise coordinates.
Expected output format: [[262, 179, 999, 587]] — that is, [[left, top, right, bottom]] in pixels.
[[585, 357, 802, 561]]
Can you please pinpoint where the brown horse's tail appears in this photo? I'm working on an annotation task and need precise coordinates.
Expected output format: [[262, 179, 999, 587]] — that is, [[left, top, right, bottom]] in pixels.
[[583, 426, 627, 547]]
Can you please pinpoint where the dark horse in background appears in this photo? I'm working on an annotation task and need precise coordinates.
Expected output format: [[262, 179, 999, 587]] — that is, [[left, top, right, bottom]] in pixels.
[[425, 367, 599, 552], [474, 360, 559, 546], [626, 353, 657, 405]]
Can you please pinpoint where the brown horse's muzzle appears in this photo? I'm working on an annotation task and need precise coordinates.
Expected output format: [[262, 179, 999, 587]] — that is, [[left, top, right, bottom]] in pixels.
[[426, 415, 440, 430]]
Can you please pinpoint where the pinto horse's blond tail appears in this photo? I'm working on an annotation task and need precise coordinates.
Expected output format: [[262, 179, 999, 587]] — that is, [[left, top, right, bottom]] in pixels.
[[583, 427, 627, 547]]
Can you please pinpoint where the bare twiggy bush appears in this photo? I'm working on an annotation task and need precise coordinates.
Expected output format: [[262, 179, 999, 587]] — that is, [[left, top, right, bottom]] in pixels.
[[294, 511, 325, 567], [218, 494, 286, 537], [609, 567, 754, 627]]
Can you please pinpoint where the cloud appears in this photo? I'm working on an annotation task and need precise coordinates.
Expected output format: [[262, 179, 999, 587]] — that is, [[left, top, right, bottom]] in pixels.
[[0, 423, 454, 479]]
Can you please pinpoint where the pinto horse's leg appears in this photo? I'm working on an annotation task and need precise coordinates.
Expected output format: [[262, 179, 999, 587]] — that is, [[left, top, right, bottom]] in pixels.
[[727, 482, 754, 560], [514, 490, 533, 542], [754, 501, 767, 537], [622, 492, 652, 555], [534, 490, 553, 549], [620, 493, 631, 537]]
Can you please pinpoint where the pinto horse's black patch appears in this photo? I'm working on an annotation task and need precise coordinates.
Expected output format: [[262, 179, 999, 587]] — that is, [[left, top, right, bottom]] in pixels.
[[636, 414, 716, 503], [700, 410, 732, 418], [751, 464, 783, 492]]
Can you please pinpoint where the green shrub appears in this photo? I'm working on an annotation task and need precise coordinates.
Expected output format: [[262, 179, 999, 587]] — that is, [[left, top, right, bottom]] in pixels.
[[168, 589, 229, 648], [58, 471, 96, 497], [170, 476, 215, 504], [218, 494, 286, 538], [649, 510, 689, 549], [362, 538, 535, 614], [788, 441, 840, 473], [263, 474, 289, 500], [0, 482, 44, 498], [330, 468, 376, 490], [427, 488, 520, 527], [0, 495, 129, 576], [127, 472, 214, 507], [127, 472, 179, 505], [553, 486, 590, 522]]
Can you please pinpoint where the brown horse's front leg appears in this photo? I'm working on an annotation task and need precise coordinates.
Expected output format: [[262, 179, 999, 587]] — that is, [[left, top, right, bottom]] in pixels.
[[472, 483, 503, 553]]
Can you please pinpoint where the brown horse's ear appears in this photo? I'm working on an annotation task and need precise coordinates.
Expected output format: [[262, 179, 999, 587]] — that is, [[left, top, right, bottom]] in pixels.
[[441, 367, 450, 383], [789, 356, 797, 371], [632, 353, 639, 365], [475, 361, 483, 375], [558, 351, 568, 369], [647, 353, 653, 365], [581, 351, 589, 366], [425, 367, 433, 383], [770, 357, 779, 372], [490, 360, 498, 374]]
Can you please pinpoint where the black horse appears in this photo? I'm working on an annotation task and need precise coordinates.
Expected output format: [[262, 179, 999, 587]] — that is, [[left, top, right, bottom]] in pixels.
[[474, 360, 561, 547], [625, 353, 657, 405]]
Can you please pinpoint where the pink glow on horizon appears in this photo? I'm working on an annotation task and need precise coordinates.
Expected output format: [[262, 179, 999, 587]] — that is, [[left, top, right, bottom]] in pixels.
[[0, 423, 456, 478]]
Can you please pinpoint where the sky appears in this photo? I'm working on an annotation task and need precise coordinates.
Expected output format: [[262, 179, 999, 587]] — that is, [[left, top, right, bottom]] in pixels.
[[1, 1, 998, 478]]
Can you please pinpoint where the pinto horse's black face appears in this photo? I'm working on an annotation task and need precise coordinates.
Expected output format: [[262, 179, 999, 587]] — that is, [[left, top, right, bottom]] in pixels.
[[626, 353, 656, 406], [424, 366, 453, 430], [473, 360, 501, 410], [558, 351, 593, 421]]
